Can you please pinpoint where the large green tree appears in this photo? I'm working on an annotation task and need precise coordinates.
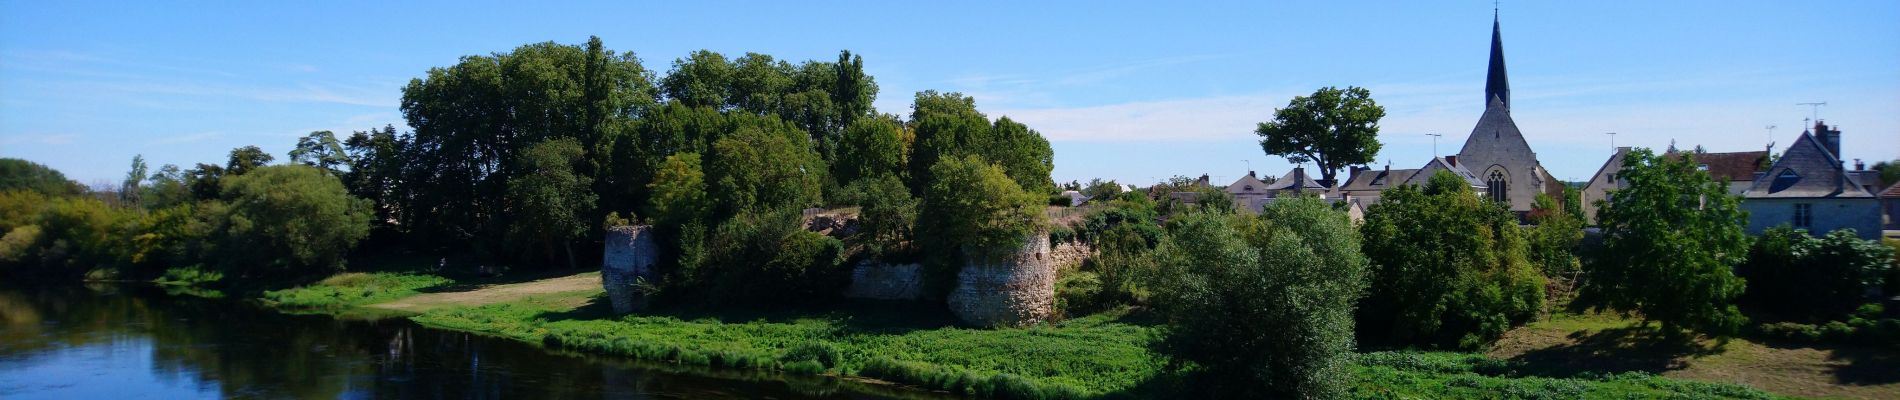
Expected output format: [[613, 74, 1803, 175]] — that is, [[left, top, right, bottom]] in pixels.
[[507, 138, 597, 269], [1578, 148, 1749, 339], [906, 91, 1055, 195], [218, 165, 372, 277], [1358, 170, 1545, 349], [1254, 86, 1385, 183], [225, 145, 274, 176], [1152, 197, 1366, 398], [834, 115, 908, 185]]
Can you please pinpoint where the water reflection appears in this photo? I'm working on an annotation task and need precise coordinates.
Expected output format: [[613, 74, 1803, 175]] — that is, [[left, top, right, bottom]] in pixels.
[[0, 284, 933, 399]]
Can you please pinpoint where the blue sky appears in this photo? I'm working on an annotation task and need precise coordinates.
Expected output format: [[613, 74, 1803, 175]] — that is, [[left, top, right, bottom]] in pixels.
[[3, 1, 1896, 187]]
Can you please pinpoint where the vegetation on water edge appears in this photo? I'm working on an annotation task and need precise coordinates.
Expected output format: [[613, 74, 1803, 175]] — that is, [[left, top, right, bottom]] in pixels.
[[261, 271, 451, 309], [407, 289, 1788, 399]]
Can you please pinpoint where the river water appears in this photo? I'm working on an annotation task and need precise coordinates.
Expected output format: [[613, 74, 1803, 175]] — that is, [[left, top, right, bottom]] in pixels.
[[0, 283, 931, 399]]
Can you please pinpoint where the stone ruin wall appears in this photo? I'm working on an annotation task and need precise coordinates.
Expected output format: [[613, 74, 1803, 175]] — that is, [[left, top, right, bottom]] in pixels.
[[947, 233, 1057, 327], [601, 225, 658, 314], [842, 261, 924, 300]]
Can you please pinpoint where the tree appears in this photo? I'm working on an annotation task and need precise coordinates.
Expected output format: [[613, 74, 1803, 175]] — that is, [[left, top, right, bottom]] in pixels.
[[1152, 197, 1366, 398], [1578, 149, 1749, 340], [647, 153, 709, 227], [1254, 86, 1386, 183], [834, 115, 908, 185], [225, 145, 274, 176], [704, 120, 825, 217], [1358, 170, 1545, 349], [0, 158, 84, 196], [143, 164, 192, 209], [1081, 178, 1122, 200], [917, 155, 1047, 294], [289, 130, 350, 174], [343, 125, 406, 228], [507, 138, 597, 269], [842, 175, 918, 259], [121, 155, 148, 206], [1527, 193, 1584, 281], [906, 91, 1055, 196], [660, 50, 735, 109], [1873, 159, 1900, 188], [217, 165, 372, 277]]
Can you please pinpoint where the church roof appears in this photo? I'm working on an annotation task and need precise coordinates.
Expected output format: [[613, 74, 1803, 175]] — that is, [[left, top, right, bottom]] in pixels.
[[1486, 14, 1510, 111], [1742, 130, 1875, 199], [1458, 96, 1535, 162]]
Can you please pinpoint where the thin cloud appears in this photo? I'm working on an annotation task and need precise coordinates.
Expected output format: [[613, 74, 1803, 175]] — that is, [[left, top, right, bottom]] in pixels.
[[151, 131, 223, 145]]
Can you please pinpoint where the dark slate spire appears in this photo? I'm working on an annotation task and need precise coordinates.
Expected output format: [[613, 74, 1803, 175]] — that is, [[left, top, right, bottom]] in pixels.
[[1485, 12, 1510, 111]]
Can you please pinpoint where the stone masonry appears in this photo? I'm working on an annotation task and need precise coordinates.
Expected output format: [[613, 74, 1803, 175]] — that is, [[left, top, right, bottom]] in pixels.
[[947, 233, 1057, 327], [601, 225, 659, 313]]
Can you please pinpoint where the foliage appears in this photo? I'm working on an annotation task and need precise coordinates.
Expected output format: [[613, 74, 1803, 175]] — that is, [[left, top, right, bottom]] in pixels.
[[834, 114, 908, 186], [342, 125, 405, 228], [1350, 351, 1780, 399], [262, 271, 453, 309], [704, 120, 825, 217], [917, 155, 1047, 295], [1080, 178, 1121, 201], [646, 152, 709, 227], [841, 175, 919, 259], [0, 196, 136, 279], [1527, 193, 1584, 278], [1358, 170, 1545, 349], [153, 265, 224, 287], [1578, 149, 1749, 340], [289, 130, 351, 174], [218, 165, 373, 277], [907, 91, 1055, 195], [1151, 197, 1368, 398], [225, 145, 275, 176], [506, 138, 597, 268], [1872, 159, 1900, 187], [0, 158, 84, 196], [1737, 226, 1893, 321], [1254, 86, 1386, 183], [121, 154, 148, 206]]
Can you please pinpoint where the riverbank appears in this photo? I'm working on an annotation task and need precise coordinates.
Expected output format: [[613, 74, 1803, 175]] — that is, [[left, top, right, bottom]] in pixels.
[[252, 270, 1855, 399]]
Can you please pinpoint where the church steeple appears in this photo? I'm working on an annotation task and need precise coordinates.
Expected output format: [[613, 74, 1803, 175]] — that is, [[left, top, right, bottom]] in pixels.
[[1485, 11, 1510, 111]]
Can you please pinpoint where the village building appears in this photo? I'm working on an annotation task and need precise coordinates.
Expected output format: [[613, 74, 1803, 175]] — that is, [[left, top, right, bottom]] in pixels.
[[1451, 14, 1568, 217], [1580, 147, 1770, 225], [1738, 121, 1882, 239], [1882, 181, 1900, 230]]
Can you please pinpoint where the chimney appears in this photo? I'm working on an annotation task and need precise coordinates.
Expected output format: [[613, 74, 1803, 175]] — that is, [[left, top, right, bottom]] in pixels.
[[1856, 159, 1865, 171], [1346, 166, 1366, 184], [1292, 167, 1306, 193], [1248, 170, 1257, 178], [1816, 121, 1842, 158], [1445, 155, 1459, 167]]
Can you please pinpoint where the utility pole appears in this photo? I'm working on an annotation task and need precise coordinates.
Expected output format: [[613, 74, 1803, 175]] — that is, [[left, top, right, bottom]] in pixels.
[[1605, 132, 1617, 152], [1426, 133, 1443, 158]]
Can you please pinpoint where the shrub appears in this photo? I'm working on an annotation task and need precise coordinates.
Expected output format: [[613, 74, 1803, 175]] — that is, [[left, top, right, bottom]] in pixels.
[[153, 265, 224, 287], [1359, 171, 1545, 349], [1054, 271, 1103, 316], [1152, 197, 1367, 398], [217, 165, 372, 277], [780, 342, 842, 370], [1738, 226, 1894, 321], [1578, 149, 1748, 340]]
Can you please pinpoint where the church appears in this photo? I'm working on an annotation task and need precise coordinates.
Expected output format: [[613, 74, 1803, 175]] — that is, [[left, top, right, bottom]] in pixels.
[[1332, 13, 1563, 216], [1453, 13, 1565, 215]]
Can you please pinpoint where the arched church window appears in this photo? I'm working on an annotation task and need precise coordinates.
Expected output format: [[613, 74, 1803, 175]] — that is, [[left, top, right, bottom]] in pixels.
[[1486, 170, 1508, 203]]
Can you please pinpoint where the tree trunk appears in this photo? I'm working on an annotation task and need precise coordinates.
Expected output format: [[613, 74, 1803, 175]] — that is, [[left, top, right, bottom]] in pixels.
[[563, 241, 578, 270]]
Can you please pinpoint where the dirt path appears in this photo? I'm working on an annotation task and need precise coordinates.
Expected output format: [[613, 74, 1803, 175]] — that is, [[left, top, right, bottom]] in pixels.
[[368, 272, 602, 313]]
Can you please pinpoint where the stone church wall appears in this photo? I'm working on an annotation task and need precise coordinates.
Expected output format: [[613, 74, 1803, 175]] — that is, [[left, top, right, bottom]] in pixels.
[[948, 234, 1057, 327], [601, 225, 659, 313]]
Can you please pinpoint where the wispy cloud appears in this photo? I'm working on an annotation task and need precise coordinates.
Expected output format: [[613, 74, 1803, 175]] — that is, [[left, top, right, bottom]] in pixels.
[[0, 133, 80, 145], [946, 54, 1230, 108]]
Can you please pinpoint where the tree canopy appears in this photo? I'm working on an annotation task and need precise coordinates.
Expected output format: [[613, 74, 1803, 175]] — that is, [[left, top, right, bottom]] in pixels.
[[1255, 86, 1385, 183], [1578, 149, 1749, 339]]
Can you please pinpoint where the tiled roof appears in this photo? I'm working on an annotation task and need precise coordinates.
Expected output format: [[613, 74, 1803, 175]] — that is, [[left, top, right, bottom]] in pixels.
[[1226, 174, 1271, 195], [1671, 151, 1767, 182], [1741, 131, 1874, 199], [1404, 157, 1487, 188], [1338, 168, 1420, 192], [1265, 169, 1325, 191], [1882, 181, 1900, 199]]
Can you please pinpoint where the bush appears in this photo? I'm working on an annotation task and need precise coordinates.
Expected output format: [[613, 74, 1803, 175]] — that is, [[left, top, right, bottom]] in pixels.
[[1359, 171, 1545, 349], [780, 342, 842, 371], [153, 265, 224, 287], [1152, 197, 1367, 398], [1054, 271, 1103, 317], [1738, 226, 1894, 321]]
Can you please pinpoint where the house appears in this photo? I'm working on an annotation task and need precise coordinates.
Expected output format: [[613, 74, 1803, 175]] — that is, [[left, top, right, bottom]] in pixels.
[[1452, 13, 1567, 217], [1579, 147, 1631, 224], [1738, 121, 1881, 239], [1334, 165, 1420, 205], [1225, 171, 1274, 213], [1883, 181, 1900, 231]]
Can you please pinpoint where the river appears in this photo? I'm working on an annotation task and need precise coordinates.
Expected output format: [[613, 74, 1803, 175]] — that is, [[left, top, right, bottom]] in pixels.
[[0, 283, 936, 399]]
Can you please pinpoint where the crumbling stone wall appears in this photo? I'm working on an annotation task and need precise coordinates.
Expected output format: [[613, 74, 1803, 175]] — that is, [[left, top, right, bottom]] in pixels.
[[843, 261, 924, 300], [948, 234, 1056, 327], [601, 225, 658, 314], [1047, 242, 1093, 273]]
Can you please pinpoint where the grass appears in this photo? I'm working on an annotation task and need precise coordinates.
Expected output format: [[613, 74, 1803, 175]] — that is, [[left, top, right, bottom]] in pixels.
[[405, 281, 1794, 399], [261, 271, 453, 309]]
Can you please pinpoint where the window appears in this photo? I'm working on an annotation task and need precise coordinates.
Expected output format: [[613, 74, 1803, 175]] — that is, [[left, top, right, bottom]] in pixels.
[[1792, 203, 1812, 228], [1486, 170, 1509, 203], [1697, 164, 1709, 171]]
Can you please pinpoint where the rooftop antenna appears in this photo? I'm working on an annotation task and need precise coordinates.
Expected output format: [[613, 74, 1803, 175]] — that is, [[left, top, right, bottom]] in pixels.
[[1764, 124, 1777, 147], [1797, 102, 1827, 122], [1242, 159, 1252, 173], [1604, 132, 1617, 152], [1426, 133, 1444, 158]]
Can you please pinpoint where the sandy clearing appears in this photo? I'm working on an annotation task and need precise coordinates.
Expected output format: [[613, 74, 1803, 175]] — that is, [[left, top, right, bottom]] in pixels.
[[368, 272, 602, 313]]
